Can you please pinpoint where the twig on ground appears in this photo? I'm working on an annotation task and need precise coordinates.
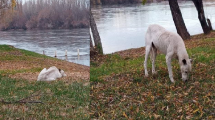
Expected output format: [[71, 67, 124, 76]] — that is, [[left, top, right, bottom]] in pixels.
[[0, 91, 43, 104]]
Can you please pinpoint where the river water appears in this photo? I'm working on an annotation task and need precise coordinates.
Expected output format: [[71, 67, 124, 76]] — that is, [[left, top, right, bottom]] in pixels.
[[0, 28, 90, 66], [92, 0, 215, 54]]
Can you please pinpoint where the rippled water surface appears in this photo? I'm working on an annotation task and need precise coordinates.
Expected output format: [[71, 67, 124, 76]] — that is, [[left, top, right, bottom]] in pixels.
[[92, 0, 215, 54], [0, 28, 90, 66]]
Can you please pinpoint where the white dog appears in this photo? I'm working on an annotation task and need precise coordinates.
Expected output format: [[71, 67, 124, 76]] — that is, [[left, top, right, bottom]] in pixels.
[[37, 66, 67, 81], [144, 24, 192, 83]]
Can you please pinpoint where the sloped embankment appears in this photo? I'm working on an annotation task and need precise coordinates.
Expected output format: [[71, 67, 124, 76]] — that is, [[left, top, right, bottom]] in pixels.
[[0, 45, 90, 82], [0, 45, 90, 119]]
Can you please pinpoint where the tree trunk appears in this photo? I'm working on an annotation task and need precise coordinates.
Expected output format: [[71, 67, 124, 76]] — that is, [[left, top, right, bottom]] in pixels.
[[90, 10, 103, 54], [192, 0, 210, 34], [168, 0, 190, 40], [91, 0, 102, 5], [207, 18, 213, 30], [90, 33, 93, 48]]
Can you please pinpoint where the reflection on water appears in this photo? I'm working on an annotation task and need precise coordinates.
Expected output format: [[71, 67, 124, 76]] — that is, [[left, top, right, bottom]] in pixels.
[[92, 0, 215, 54], [0, 28, 90, 66]]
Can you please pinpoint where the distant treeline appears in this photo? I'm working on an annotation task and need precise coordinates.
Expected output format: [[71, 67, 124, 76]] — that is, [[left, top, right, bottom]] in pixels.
[[0, 0, 90, 31], [91, 0, 190, 5], [91, 0, 141, 5]]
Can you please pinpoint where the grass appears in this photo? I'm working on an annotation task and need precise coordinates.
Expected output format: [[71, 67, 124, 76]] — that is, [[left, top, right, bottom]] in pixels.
[[90, 34, 215, 119], [0, 45, 52, 79], [0, 76, 89, 119], [0, 45, 89, 119], [0, 45, 50, 61]]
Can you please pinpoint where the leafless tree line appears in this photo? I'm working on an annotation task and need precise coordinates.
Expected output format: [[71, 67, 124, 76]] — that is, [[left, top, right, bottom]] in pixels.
[[91, 0, 141, 5], [0, 0, 90, 30], [0, 0, 9, 10], [91, 0, 190, 5]]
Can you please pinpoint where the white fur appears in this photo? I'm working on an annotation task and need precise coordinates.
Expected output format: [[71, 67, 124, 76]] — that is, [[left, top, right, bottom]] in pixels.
[[144, 24, 192, 83], [37, 66, 67, 81]]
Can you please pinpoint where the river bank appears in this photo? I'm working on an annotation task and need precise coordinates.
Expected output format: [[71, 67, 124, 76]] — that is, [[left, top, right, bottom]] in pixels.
[[90, 31, 215, 119], [0, 45, 89, 119], [0, 45, 89, 82]]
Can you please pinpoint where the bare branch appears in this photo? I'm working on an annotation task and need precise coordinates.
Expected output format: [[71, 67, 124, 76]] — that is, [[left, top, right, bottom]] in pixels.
[[0, 91, 43, 104]]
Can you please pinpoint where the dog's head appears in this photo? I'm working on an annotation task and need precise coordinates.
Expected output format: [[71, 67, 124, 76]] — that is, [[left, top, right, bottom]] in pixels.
[[59, 69, 67, 77], [180, 59, 192, 81]]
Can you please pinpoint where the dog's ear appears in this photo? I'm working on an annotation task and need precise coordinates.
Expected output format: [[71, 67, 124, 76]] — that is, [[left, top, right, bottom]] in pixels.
[[190, 59, 193, 63], [58, 69, 61, 72], [182, 59, 187, 65]]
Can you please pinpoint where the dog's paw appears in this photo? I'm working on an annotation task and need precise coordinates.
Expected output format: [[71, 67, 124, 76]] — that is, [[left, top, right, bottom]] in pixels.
[[145, 74, 149, 77], [152, 70, 157, 75], [170, 79, 175, 83]]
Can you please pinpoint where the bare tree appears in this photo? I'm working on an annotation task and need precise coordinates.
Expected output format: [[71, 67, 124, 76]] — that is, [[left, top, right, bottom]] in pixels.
[[90, 10, 103, 54], [0, 0, 90, 30], [91, 0, 140, 5], [0, 0, 9, 10], [168, 0, 190, 40], [90, 34, 93, 48], [191, 0, 210, 34], [91, 0, 101, 5]]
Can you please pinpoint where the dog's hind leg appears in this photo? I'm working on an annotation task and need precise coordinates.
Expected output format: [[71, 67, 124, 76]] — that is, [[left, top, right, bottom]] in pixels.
[[151, 42, 157, 75], [144, 44, 152, 77]]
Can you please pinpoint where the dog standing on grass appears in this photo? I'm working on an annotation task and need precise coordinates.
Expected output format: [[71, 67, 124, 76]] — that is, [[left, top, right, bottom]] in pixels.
[[144, 24, 192, 83]]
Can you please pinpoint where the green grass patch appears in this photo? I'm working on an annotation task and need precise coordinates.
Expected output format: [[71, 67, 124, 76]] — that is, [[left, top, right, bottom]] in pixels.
[[90, 54, 144, 80], [0, 45, 16, 52], [0, 45, 52, 61], [0, 76, 89, 119]]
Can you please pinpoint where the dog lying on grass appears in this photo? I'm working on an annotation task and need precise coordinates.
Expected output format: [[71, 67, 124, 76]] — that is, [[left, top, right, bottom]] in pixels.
[[144, 24, 192, 83], [37, 66, 67, 81]]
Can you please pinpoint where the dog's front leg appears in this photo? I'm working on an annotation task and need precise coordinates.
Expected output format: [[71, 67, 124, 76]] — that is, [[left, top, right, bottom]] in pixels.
[[151, 47, 157, 75], [166, 53, 175, 83], [144, 46, 151, 77]]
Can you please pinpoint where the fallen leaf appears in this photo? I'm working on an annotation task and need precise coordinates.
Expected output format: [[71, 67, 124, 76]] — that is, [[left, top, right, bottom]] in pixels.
[[123, 112, 128, 118], [193, 108, 199, 114]]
